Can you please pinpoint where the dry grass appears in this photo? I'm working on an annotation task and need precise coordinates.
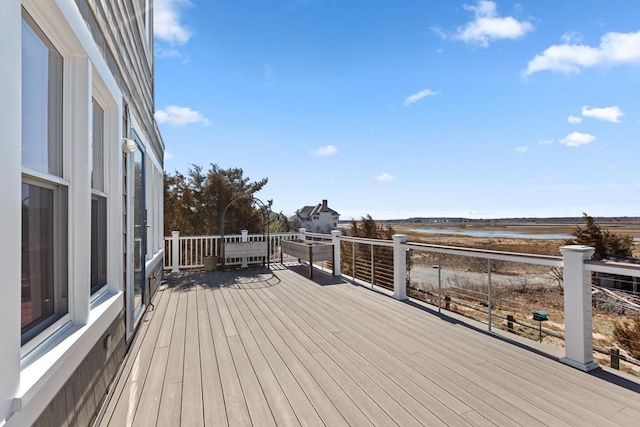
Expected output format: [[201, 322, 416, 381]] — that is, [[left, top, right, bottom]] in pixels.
[[613, 316, 640, 359], [393, 218, 640, 257]]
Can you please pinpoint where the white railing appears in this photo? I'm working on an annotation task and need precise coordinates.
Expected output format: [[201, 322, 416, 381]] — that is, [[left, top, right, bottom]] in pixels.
[[164, 231, 302, 271], [166, 228, 640, 372]]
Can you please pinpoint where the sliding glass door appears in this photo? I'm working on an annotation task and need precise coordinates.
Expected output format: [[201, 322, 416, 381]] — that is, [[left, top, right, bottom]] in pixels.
[[131, 138, 146, 327]]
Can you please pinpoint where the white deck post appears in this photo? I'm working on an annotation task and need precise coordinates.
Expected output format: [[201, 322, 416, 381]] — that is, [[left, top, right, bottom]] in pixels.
[[299, 228, 306, 241], [241, 230, 249, 268], [332, 230, 341, 276], [171, 231, 180, 273], [393, 234, 408, 300], [560, 245, 598, 371]]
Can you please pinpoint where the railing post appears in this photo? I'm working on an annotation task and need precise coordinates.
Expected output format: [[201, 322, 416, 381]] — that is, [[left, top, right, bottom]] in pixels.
[[331, 230, 341, 276], [241, 229, 248, 268], [299, 228, 306, 241], [171, 231, 180, 273], [393, 234, 408, 300], [560, 245, 598, 371]]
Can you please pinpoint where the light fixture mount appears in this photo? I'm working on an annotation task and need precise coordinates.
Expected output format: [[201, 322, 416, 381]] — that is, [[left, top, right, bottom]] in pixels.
[[121, 138, 137, 153]]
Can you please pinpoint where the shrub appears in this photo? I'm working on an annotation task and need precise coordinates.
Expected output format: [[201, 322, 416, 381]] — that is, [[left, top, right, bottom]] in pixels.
[[613, 316, 640, 359]]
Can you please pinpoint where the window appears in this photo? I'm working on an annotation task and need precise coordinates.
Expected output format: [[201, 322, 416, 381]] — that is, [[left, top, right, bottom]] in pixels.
[[21, 12, 68, 344], [91, 99, 107, 293], [22, 13, 63, 176]]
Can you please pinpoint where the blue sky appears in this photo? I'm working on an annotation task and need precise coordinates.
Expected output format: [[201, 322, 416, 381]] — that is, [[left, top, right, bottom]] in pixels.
[[153, 0, 640, 220]]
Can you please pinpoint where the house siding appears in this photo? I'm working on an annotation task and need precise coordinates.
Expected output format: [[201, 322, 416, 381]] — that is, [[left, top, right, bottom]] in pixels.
[[74, 0, 164, 163], [0, 1, 163, 425], [32, 313, 125, 427]]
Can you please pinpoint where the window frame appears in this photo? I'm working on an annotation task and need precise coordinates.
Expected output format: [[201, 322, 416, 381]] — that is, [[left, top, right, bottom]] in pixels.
[[20, 9, 70, 351], [90, 96, 108, 296], [20, 175, 70, 352], [20, 11, 64, 178]]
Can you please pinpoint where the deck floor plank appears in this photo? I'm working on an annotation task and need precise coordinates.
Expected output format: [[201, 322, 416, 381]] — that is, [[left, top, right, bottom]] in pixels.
[[180, 283, 205, 426], [269, 275, 533, 427], [104, 285, 171, 427], [258, 283, 449, 427], [231, 284, 326, 427], [219, 288, 277, 427], [197, 283, 228, 427], [156, 287, 187, 427], [221, 286, 303, 427], [293, 277, 578, 426], [282, 271, 625, 426], [240, 285, 350, 427], [99, 266, 640, 427], [251, 287, 376, 427], [206, 285, 252, 427], [339, 280, 640, 410], [329, 280, 640, 424]]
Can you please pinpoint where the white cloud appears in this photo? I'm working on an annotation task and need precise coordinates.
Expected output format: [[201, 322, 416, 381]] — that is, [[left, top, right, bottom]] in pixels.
[[154, 0, 193, 45], [376, 172, 395, 182], [515, 146, 528, 153], [567, 115, 583, 124], [156, 48, 181, 58], [403, 89, 438, 106], [313, 145, 338, 157], [155, 105, 210, 126], [436, 0, 533, 47], [525, 30, 640, 75], [560, 132, 596, 147], [538, 138, 554, 145], [164, 151, 174, 161], [561, 31, 584, 44], [581, 105, 624, 123]]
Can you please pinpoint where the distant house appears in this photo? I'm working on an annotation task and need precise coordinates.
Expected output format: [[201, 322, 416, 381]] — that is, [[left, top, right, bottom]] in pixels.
[[1, 1, 164, 425], [292, 200, 340, 233]]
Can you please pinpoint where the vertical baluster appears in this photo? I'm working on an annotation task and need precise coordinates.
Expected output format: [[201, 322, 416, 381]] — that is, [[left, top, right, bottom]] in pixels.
[[488, 258, 492, 332], [438, 253, 442, 314], [352, 241, 355, 281], [370, 243, 374, 289]]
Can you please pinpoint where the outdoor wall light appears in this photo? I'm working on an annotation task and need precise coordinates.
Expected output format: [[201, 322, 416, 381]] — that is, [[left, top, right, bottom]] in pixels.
[[121, 138, 137, 153]]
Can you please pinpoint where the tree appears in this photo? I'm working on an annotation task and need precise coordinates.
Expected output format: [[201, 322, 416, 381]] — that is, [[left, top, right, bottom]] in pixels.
[[341, 215, 398, 289], [164, 164, 268, 236], [349, 214, 395, 240], [567, 213, 633, 260]]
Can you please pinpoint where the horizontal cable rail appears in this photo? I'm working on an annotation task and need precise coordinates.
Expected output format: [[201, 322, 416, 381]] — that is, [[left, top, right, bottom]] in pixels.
[[406, 241, 563, 267], [584, 260, 640, 276]]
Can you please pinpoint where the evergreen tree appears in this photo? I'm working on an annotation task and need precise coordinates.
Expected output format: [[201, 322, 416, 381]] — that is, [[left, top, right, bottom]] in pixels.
[[164, 164, 268, 236], [567, 213, 633, 260]]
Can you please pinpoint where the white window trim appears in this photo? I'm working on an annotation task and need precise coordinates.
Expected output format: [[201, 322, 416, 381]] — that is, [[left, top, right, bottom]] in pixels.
[[20, 10, 71, 354], [1, 2, 125, 425]]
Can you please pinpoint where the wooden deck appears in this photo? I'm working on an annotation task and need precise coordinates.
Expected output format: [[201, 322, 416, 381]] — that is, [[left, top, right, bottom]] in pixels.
[[98, 265, 640, 427]]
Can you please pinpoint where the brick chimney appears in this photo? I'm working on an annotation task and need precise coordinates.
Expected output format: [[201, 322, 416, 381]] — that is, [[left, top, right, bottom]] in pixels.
[[322, 199, 328, 209]]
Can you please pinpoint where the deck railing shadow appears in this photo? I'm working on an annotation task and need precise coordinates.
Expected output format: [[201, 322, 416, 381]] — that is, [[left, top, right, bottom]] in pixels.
[[588, 367, 640, 393], [285, 263, 346, 286], [165, 266, 282, 291]]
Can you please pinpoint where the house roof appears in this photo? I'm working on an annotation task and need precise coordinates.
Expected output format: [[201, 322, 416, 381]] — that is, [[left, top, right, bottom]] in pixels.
[[310, 204, 339, 216], [296, 205, 316, 220], [295, 202, 339, 219]]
